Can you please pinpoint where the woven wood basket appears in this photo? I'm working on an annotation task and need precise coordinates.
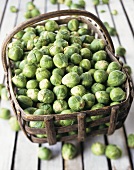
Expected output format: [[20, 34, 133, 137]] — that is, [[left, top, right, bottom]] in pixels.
[[1, 10, 133, 145]]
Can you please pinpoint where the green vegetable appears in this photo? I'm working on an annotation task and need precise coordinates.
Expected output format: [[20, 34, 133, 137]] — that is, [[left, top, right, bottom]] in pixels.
[[70, 53, 82, 65], [110, 102, 120, 106], [52, 68, 65, 76], [92, 0, 100, 5], [94, 70, 108, 83], [123, 64, 132, 75], [50, 74, 62, 86], [31, 8, 40, 17], [90, 39, 105, 52], [10, 6, 18, 13], [53, 85, 68, 100], [50, 0, 57, 4], [80, 48, 92, 60], [24, 107, 37, 114], [40, 55, 54, 69], [62, 143, 77, 160], [27, 89, 39, 102], [64, 46, 79, 59], [80, 72, 93, 87], [54, 38, 68, 48], [50, 46, 63, 56], [107, 61, 121, 74], [12, 75, 27, 88], [95, 60, 109, 70], [1, 87, 8, 100], [91, 103, 104, 120], [110, 87, 126, 102], [111, 10, 118, 15], [102, 0, 109, 4], [91, 142, 106, 155], [14, 30, 24, 39], [8, 46, 23, 61], [116, 46, 126, 56], [29, 120, 45, 128], [91, 83, 106, 94], [0, 108, 11, 120], [38, 89, 54, 103], [27, 49, 43, 64], [45, 20, 59, 32], [106, 87, 114, 94], [53, 53, 68, 68], [70, 66, 83, 75], [93, 50, 107, 61], [17, 95, 33, 109], [64, 0, 72, 7], [68, 96, 85, 111], [23, 63, 37, 78], [53, 100, 68, 113], [71, 85, 86, 96], [127, 134, 134, 148], [9, 116, 20, 131], [95, 91, 110, 105], [80, 59, 91, 71], [26, 80, 38, 89], [82, 93, 95, 109], [38, 147, 52, 160], [26, 2, 35, 10], [68, 19, 79, 31], [60, 110, 75, 126], [36, 68, 51, 81], [39, 79, 52, 89]]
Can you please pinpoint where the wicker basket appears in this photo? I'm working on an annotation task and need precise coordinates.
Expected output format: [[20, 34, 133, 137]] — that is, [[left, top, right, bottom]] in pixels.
[[1, 10, 133, 145]]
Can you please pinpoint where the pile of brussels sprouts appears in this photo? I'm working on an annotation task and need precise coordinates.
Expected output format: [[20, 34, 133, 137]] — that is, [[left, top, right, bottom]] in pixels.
[[8, 18, 127, 131]]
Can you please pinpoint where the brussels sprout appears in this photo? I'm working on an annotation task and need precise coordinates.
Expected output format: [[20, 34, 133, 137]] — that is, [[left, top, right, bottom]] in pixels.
[[17, 88, 27, 96], [56, 29, 70, 41], [36, 134, 47, 138], [80, 59, 91, 71], [68, 131, 77, 135], [110, 102, 120, 106], [8, 46, 23, 61], [0, 87, 8, 100], [9, 116, 20, 131], [24, 107, 37, 114], [90, 39, 105, 52], [38, 89, 54, 103], [70, 66, 83, 75], [106, 87, 114, 94], [31, 8, 40, 17], [39, 55, 54, 69], [80, 72, 93, 87], [45, 20, 59, 32], [82, 43, 91, 49], [35, 25, 45, 35], [26, 2, 35, 10], [107, 70, 126, 87], [10, 6, 18, 13], [33, 109, 45, 115], [91, 83, 106, 94], [91, 142, 106, 155], [24, 27, 36, 33], [8, 40, 24, 49], [110, 87, 126, 102], [127, 134, 134, 148], [68, 19, 79, 31], [102, 0, 109, 4], [27, 89, 39, 102], [111, 9, 118, 15], [52, 68, 65, 76], [107, 61, 121, 74], [39, 104, 53, 114], [70, 36, 82, 45], [26, 80, 38, 89], [60, 110, 75, 126], [24, 11, 31, 19], [69, 53, 81, 65], [62, 143, 77, 160], [53, 85, 68, 100], [23, 63, 37, 78], [94, 70, 108, 83], [53, 100, 68, 113], [36, 68, 51, 81], [78, 28, 89, 35], [17, 95, 33, 109], [70, 3, 80, 9], [93, 50, 107, 61], [105, 144, 122, 160], [88, 69, 96, 76], [95, 91, 110, 105], [80, 48, 92, 60], [53, 53, 68, 68], [40, 46, 50, 55], [19, 59, 28, 70], [58, 0, 65, 4], [95, 60, 109, 70], [123, 64, 132, 75], [116, 46, 126, 56], [64, 46, 79, 59], [91, 103, 104, 120], [22, 31, 36, 43], [54, 38, 68, 48], [49, 46, 63, 56], [0, 108, 11, 120], [14, 68, 22, 75], [14, 30, 25, 39], [39, 79, 52, 89], [50, 0, 58, 4], [38, 147, 52, 160], [82, 93, 95, 109], [71, 85, 86, 97], [29, 120, 45, 128], [66, 63, 74, 73], [92, 0, 100, 5], [62, 72, 80, 88], [64, 0, 72, 7], [68, 96, 85, 111], [12, 74, 27, 88], [81, 35, 94, 44], [27, 49, 43, 64], [50, 74, 62, 86]]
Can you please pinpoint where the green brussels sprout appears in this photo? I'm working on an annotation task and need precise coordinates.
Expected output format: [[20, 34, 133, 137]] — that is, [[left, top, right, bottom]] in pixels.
[[19, 59, 28, 70], [80, 48, 92, 60], [35, 25, 45, 35], [58, 0, 65, 3], [94, 70, 108, 83], [17, 95, 33, 109], [8, 40, 24, 49], [110, 102, 120, 106], [38, 104, 53, 114], [26, 80, 38, 89], [54, 38, 68, 48], [24, 27, 36, 33], [27, 49, 43, 64], [116, 46, 126, 56], [107, 70, 126, 86], [31, 8, 40, 17], [71, 85, 86, 96], [0, 87, 8, 100], [36, 68, 51, 81], [78, 28, 90, 35], [27, 89, 39, 102], [82, 93, 95, 109], [52, 68, 65, 76], [56, 30, 70, 41], [8, 46, 23, 61], [91, 103, 104, 120], [40, 31, 56, 43], [71, 43, 82, 49], [50, 0, 58, 4], [107, 61, 121, 74], [49, 46, 63, 56], [70, 66, 83, 75], [24, 11, 31, 19], [95, 60, 109, 70], [90, 39, 105, 52], [88, 69, 96, 76], [40, 55, 54, 69], [111, 9, 118, 15], [9, 116, 20, 131], [105, 144, 122, 160], [10, 6, 18, 13], [23, 63, 36, 78], [53, 53, 68, 68], [50, 74, 62, 86], [93, 50, 107, 61], [80, 59, 91, 71], [45, 20, 59, 32], [80, 35, 94, 43], [70, 36, 82, 45], [38, 147, 52, 160], [14, 68, 22, 75], [91, 83, 106, 94], [36, 134, 47, 138], [70, 3, 80, 9], [22, 31, 36, 43], [64, 46, 79, 59], [110, 87, 126, 102], [64, 0, 72, 7], [127, 134, 134, 148], [81, 72, 93, 87], [12, 74, 27, 88], [68, 96, 85, 111], [60, 110, 75, 126], [62, 72, 80, 88], [78, 0, 86, 8], [17, 88, 27, 95], [102, 0, 109, 4], [0, 108, 11, 120], [105, 87, 114, 94], [39, 79, 52, 89], [82, 43, 91, 49], [92, 0, 100, 5], [26, 2, 35, 10], [67, 19, 79, 31], [29, 120, 45, 128], [70, 53, 82, 65], [24, 107, 37, 114], [38, 89, 54, 103], [40, 46, 50, 55], [53, 100, 68, 113], [14, 30, 25, 39], [123, 64, 132, 75], [68, 131, 77, 135], [33, 109, 45, 115], [53, 85, 68, 100], [91, 142, 106, 155], [95, 91, 110, 105], [62, 143, 77, 160], [66, 63, 74, 73]]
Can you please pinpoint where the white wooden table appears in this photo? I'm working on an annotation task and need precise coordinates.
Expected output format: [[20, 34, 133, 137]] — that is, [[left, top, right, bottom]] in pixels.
[[0, 0, 134, 170]]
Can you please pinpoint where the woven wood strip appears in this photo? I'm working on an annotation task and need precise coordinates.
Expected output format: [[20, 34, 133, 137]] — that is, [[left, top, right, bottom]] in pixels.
[[77, 113, 86, 141]]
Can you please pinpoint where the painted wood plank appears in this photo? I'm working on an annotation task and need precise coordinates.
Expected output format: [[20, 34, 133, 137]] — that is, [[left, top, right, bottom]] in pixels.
[[40, 142, 62, 170], [0, 0, 7, 23]]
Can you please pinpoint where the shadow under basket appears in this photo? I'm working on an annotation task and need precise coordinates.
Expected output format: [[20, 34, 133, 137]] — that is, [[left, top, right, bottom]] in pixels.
[[1, 10, 134, 145]]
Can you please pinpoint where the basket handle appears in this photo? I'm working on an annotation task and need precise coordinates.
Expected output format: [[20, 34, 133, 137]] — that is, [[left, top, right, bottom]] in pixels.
[[1, 9, 114, 73]]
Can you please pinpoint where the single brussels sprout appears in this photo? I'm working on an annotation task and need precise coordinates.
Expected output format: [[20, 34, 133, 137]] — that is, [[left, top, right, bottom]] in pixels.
[[27, 89, 39, 102], [39, 79, 52, 89], [102, 0, 109, 4], [24, 27, 36, 33], [107, 61, 121, 74], [53, 100, 68, 113], [38, 147, 52, 160], [24, 11, 31, 19], [107, 70, 126, 87], [68, 96, 85, 111], [71, 43, 82, 49], [64, 0, 72, 7], [91, 142, 106, 155], [127, 134, 134, 148], [54, 38, 68, 48], [123, 64, 132, 75], [50, 74, 62, 86], [26, 80, 38, 89], [26, 2, 35, 10], [64, 46, 79, 59], [38, 89, 54, 103], [90, 39, 105, 52], [40, 46, 50, 55], [62, 143, 77, 160], [24, 107, 37, 114], [110, 87, 126, 102], [88, 69, 96, 76], [105, 144, 122, 160], [14, 30, 24, 39], [10, 6, 18, 13], [82, 43, 91, 49], [31, 8, 40, 17], [49, 46, 63, 56], [45, 20, 59, 32], [92, 0, 100, 5], [27, 49, 43, 64], [80, 48, 92, 60], [36, 134, 47, 138], [29, 120, 45, 128], [70, 66, 83, 75], [116, 46, 126, 56], [111, 9, 118, 15], [53, 53, 68, 68], [70, 3, 81, 9], [70, 36, 82, 45], [78, 28, 89, 36], [91, 103, 104, 120], [80, 72, 93, 87], [60, 110, 75, 126], [82, 93, 95, 109], [70, 53, 82, 65], [80, 59, 91, 71], [8, 40, 24, 49], [22, 31, 36, 43], [56, 30, 70, 41], [93, 50, 107, 61], [35, 25, 45, 35], [95, 91, 110, 105], [36, 68, 51, 81], [62, 72, 80, 88], [0, 108, 11, 120], [95, 60, 109, 70], [17, 95, 33, 109], [67, 19, 79, 31], [8, 46, 23, 61], [33, 109, 45, 115], [23, 63, 36, 78], [9, 116, 20, 131], [80, 35, 94, 44], [94, 70, 108, 83], [0, 87, 8, 100], [39, 104, 53, 114], [12, 75, 27, 88], [52, 68, 65, 76], [58, 0, 65, 3], [50, 0, 58, 4], [110, 102, 120, 106], [53, 85, 68, 100], [14, 68, 22, 75], [40, 55, 54, 69], [17, 88, 27, 96], [66, 63, 74, 73], [19, 59, 28, 70], [91, 83, 106, 94], [71, 85, 86, 97]]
